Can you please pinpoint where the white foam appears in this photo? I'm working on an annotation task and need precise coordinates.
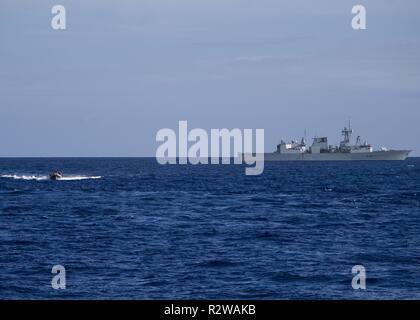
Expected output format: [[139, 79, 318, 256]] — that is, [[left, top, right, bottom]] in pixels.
[[1, 174, 101, 181]]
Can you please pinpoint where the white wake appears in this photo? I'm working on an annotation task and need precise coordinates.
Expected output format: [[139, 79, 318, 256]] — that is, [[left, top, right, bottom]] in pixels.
[[59, 175, 102, 181], [0, 174, 48, 181], [0, 174, 101, 181]]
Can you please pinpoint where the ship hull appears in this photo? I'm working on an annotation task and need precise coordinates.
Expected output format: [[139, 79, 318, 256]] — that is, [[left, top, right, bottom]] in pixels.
[[262, 150, 411, 161]]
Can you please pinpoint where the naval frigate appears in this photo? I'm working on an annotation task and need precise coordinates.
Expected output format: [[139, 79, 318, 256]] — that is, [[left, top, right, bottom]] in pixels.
[[264, 125, 411, 161]]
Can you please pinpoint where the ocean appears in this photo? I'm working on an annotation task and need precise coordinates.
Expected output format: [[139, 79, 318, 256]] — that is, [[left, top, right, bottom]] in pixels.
[[1, 158, 419, 299]]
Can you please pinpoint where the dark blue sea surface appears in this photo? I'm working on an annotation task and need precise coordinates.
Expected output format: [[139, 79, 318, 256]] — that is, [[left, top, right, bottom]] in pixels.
[[1, 158, 419, 299]]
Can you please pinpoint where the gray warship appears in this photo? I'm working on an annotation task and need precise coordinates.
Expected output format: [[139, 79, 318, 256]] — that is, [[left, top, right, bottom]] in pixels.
[[264, 125, 411, 161]]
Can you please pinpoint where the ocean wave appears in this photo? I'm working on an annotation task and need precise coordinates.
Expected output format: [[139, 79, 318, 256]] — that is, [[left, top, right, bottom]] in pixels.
[[0, 174, 101, 181]]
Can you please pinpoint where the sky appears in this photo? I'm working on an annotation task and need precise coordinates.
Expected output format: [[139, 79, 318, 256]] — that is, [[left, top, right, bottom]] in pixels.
[[1, 0, 419, 156]]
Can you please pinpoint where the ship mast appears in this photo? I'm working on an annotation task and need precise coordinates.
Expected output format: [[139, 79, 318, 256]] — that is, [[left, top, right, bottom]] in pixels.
[[340, 120, 354, 151]]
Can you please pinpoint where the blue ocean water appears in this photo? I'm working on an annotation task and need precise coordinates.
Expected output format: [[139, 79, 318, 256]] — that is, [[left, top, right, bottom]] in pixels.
[[0, 158, 419, 300]]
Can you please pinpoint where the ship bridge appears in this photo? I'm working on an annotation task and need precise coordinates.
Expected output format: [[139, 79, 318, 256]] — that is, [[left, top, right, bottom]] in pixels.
[[311, 137, 329, 154]]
